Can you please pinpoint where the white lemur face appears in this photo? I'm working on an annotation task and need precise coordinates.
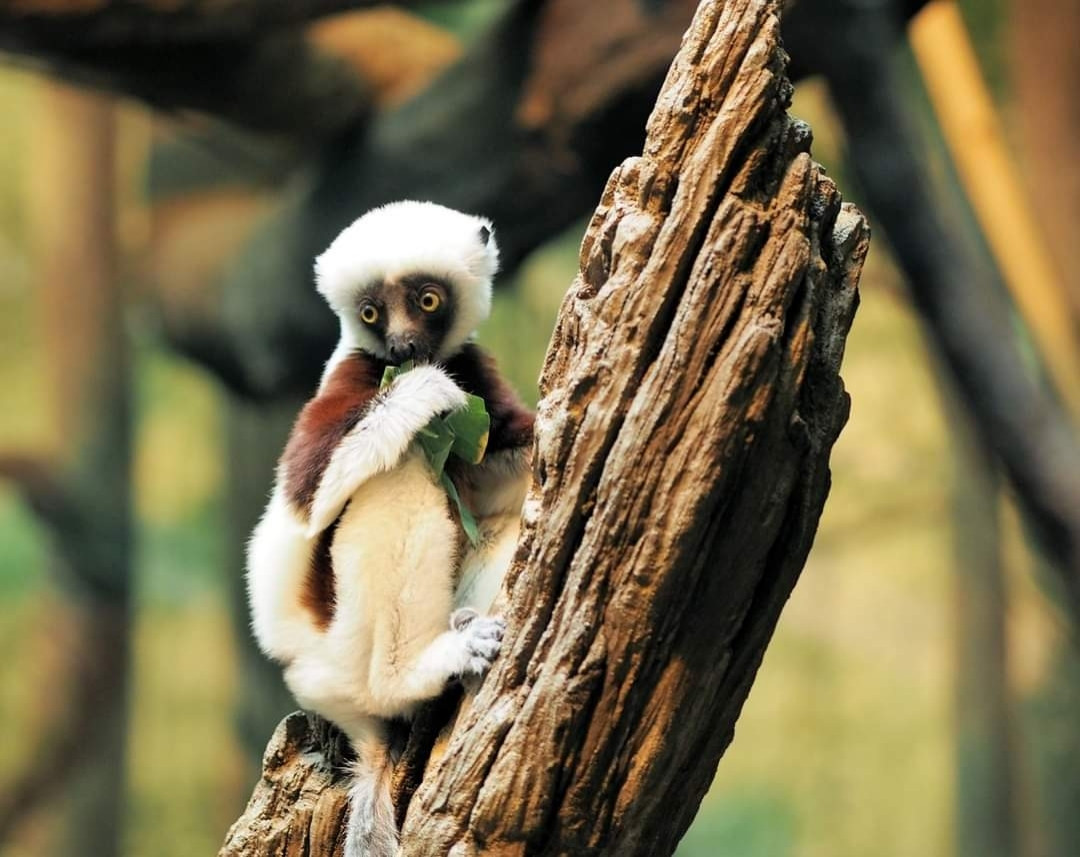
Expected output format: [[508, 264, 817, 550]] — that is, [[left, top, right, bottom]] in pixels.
[[314, 201, 500, 364]]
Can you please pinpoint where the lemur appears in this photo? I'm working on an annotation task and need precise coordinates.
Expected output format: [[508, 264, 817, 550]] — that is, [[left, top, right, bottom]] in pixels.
[[246, 201, 534, 857]]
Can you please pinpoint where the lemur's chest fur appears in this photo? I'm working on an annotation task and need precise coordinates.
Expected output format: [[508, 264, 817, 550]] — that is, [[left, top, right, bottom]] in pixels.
[[281, 344, 535, 632]]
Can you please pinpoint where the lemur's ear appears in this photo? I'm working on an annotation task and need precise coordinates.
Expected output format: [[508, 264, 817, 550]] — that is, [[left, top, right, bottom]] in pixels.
[[478, 225, 491, 246]]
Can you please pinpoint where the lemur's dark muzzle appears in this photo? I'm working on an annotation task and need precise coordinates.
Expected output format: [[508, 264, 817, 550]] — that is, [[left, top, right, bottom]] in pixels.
[[387, 335, 418, 365]]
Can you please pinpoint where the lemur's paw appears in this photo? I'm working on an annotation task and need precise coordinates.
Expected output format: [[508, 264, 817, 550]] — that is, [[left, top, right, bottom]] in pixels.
[[451, 611, 505, 677], [393, 364, 467, 415]]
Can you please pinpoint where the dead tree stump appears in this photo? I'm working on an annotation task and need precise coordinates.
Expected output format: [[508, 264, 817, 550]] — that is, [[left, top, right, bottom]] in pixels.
[[220, 0, 868, 854]]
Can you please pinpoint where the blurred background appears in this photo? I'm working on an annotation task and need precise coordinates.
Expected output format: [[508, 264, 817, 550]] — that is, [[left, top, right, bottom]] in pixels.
[[1, 0, 1079, 855]]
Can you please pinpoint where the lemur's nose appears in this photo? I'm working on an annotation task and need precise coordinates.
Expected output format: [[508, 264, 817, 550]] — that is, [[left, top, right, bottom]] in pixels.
[[389, 341, 417, 364]]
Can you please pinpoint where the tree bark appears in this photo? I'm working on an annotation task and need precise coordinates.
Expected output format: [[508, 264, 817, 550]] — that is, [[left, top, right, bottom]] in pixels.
[[220, 0, 868, 854]]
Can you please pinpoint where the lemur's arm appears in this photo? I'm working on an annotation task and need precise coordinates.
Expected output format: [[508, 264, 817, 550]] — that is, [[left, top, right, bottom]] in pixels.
[[282, 353, 468, 536]]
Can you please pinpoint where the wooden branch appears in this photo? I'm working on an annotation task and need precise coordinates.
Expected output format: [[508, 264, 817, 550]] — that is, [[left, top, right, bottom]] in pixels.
[[221, 0, 868, 853], [0, 0, 434, 45], [219, 714, 352, 856], [910, 1, 1080, 420], [0, 32, 372, 145], [0, 3, 464, 146]]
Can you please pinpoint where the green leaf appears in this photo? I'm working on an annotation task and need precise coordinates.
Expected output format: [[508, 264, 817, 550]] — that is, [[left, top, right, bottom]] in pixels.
[[417, 419, 455, 476], [380, 360, 416, 389], [440, 472, 481, 546], [446, 393, 490, 464]]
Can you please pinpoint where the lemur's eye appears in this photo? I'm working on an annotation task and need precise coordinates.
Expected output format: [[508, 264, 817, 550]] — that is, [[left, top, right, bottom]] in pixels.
[[419, 288, 442, 313], [359, 304, 379, 325]]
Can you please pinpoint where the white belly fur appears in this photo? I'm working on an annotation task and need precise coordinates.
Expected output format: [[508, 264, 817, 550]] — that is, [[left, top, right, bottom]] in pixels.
[[283, 451, 459, 726]]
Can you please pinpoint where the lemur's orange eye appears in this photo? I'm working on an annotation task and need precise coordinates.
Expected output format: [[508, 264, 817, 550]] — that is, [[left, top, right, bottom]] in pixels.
[[419, 289, 442, 313], [359, 304, 379, 325]]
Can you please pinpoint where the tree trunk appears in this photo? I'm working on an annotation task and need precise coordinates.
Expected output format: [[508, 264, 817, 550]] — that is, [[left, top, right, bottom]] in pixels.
[[1, 83, 132, 857], [947, 398, 1020, 857], [220, 0, 868, 854]]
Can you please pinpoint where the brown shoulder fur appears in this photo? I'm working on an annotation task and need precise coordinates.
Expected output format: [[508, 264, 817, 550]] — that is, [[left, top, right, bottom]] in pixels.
[[282, 352, 386, 520]]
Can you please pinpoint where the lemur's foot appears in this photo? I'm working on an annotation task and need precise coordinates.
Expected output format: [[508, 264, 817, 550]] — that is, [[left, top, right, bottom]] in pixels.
[[449, 608, 505, 677]]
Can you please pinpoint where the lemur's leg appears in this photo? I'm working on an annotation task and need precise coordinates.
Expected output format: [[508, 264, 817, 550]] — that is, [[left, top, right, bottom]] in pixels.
[[367, 609, 505, 713], [340, 616, 503, 857]]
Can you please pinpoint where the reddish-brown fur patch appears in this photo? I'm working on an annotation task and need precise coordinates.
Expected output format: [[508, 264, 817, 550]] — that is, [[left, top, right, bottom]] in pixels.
[[303, 512, 342, 631], [282, 351, 386, 519], [283, 352, 385, 631]]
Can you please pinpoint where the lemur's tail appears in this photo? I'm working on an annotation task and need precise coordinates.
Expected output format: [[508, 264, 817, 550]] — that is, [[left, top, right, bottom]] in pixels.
[[345, 731, 398, 857]]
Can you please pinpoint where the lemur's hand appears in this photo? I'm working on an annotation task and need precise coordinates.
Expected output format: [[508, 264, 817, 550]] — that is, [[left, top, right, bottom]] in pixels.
[[388, 364, 467, 420], [449, 607, 505, 678]]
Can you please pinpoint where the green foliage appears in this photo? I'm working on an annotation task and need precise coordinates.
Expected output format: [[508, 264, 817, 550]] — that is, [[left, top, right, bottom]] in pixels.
[[135, 500, 225, 605]]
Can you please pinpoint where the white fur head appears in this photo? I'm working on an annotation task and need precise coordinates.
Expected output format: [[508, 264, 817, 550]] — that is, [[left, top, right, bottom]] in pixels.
[[314, 201, 499, 362]]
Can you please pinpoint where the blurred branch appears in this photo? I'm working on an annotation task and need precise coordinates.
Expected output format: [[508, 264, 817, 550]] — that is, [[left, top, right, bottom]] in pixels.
[[911, 0, 1080, 420], [1, 33, 372, 146], [0, 5, 469, 152], [156, 0, 922, 400], [0, 3, 462, 146], [1011, 0, 1080, 322], [784, 0, 1080, 614], [0, 0, 440, 45]]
